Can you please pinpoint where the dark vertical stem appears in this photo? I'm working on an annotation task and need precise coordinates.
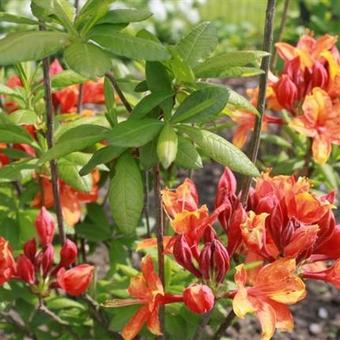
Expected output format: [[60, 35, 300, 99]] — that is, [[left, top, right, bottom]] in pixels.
[[77, 83, 84, 113], [40, 24, 66, 245], [270, 0, 290, 69], [153, 164, 165, 337], [105, 72, 132, 113], [144, 171, 151, 237], [240, 0, 276, 206], [74, 0, 80, 14], [212, 310, 236, 340]]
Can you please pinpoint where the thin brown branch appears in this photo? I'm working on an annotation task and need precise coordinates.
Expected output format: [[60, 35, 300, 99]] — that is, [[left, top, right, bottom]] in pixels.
[[40, 23, 66, 245], [105, 72, 132, 113], [271, 0, 290, 69], [212, 309, 236, 340], [0, 311, 36, 339], [240, 0, 276, 206], [39, 303, 69, 325], [144, 170, 151, 237], [77, 83, 84, 113], [153, 164, 165, 337]]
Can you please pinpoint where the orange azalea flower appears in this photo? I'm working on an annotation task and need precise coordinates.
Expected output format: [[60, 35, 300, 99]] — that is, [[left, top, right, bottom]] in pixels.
[[0, 237, 16, 285], [104, 256, 165, 340], [276, 33, 338, 70], [32, 175, 98, 226], [233, 258, 306, 340], [289, 87, 340, 164], [161, 178, 198, 218]]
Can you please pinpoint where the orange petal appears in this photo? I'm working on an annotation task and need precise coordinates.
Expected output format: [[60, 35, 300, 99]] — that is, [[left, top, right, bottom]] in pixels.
[[141, 256, 164, 295], [103, 299, 142, 308], [256, 301, 276, 340], [128, 274, 149, 300], [136, 236, 174, 254], [275, 42, 297, 62], [233, 287, 256, 318], [121, 305, 149, 340], [312, 134, 332, 165], [269, 300, 294, 333], [61, 185, 81, 226], [146, 306, 162, 335], [234, 264, 248, 288], [232, 126, 250, 149], [255, 258, 306, 304], [284, 224, 319, 258]]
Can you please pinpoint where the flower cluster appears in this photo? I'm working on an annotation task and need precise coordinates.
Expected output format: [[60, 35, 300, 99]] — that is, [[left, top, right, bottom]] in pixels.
[[0, 207, 94, 297], [230, 32, 340, 165], [111, 168, 339, 340]]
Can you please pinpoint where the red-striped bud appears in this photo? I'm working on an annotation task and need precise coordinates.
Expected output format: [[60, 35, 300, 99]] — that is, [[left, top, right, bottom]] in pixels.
[[310, 61, 329, 90], [41, 244, 54, 276], [60, 239, 78, 267], [35, 207, 55, 246], [274, 74, 298, 111], [183, 284, 214, 314], [23, 239, 36, 263], [16, 255, 35, 284], [173, 235, 201, 277], [199, 239, 230, 283]]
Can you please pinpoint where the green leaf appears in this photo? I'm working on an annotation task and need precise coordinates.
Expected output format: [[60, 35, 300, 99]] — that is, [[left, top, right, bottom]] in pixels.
[[0, 124, 34, 144], [97, 8, 152, 24], [139, 140, 158, 170], [76, 222, 112, 242], [219, 67, 264, 78], [7, 110, 37, 125], [106, 119, 163, 147], [0, 12, 38, 25], [178, 125, 259, 176], [171, 86, 229, 123], [167, 47, 195, 83], [90, 28, 170, 61], [176, 21, 217, 68], [319, 163, 338, 189], [47, 297, 86, 310], [41, 125, 109, 162], [109, 153, 144, 234], [226, 88, 259, 116], [175, 136, 203, 169], [79, 145, 124, 176], [130, 91, 174, 120], [193, 50, 268, 77], [51, 70, 86, 89], [0, 160, 38, 181], [157, 125, 178, 169], [145, 61, 172, 93], [0, 32, 70, 66], [64, 42, 112, 79], [59, 158, 93, 192]]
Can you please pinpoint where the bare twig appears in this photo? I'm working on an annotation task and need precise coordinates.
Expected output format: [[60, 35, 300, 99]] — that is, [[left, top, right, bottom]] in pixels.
[[40, 23, 66, 245], [0, 311, 36, 339], [105, 72, 132, 113], [153, 164, 165, 338], [271, 0, 290, 69], [240, 0, 276, 206], [212, 309, 236, 340], [144, 170, 151, 237], [77, 83, 84, 113], [39, 303, 69, 326], [74, 0, 80, 15]]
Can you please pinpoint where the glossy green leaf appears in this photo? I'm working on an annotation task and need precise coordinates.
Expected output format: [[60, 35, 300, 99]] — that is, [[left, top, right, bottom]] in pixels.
[[139, 140, 158, 170], [226, 88, 259, 116], [51, 70, 86, 89], [42, 125, 110, 162], [109, 153, 144, 234], [7, 110, 37, 125], [0, 31, 70, 66], [0, 124, 34, 144], [178, 125, 259, 176], [97, 8, 152, 24], [220, 66, 264, 78], [193, 50, 268, 77], [0, 160, 38, 181], [130, 91, 174, 120], [168, 47, 195, 83], [64, 42, 112, 79], [47, 297, 86, 310], [157, 125, 178, 169], [106, 119, 163, 147], [79, 145, 124, 176], [0, 12, 38, 25], [171, 86, 229, 123], [90, 28, 170, 61], [176, 21, 217, 68], [175, 136, 203, 169]]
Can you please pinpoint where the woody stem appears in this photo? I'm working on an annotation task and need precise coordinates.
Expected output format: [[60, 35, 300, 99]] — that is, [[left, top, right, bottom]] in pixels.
[[240, 0, 276, 206], [153, 164, 166, 338], [105, 72, 132, 113], [40, 23, 66, 246], [212, 309, 236, 340]]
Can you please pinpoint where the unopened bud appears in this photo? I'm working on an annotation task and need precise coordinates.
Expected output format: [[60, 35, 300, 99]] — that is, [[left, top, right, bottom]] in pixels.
[[16, 255, 35, 284], [183, 284, 214, 314]]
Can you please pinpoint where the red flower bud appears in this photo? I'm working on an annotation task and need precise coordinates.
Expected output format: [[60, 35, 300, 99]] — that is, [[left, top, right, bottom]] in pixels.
[[274, 74, 298, 111], [183, 284, 214, 314], [173, 235, 201, 278], [0, 237, 16, 285], [41, 244, 54, 276], [203, 225, 217, 243], [215, 168, 237, 208], [57, 264, 94, 296], [16, 255, 35, 284], [199, 239, 230, 283], [60, 239, 78, 267], [310, 61, 329, 90], [23, 239, 36, 263], [35, 207, 55, 246]]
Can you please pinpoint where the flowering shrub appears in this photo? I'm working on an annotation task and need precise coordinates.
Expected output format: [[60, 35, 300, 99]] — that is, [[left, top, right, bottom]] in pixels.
[[0, 1, 338, 339]]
